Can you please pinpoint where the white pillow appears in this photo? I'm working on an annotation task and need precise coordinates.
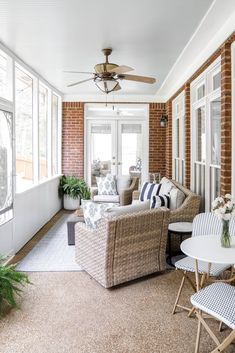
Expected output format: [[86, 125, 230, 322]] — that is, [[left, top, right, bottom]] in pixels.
[[159, 180, 174, 195], [169, 187, 185, 210], [96, 174, 117, 195], [116, 175, 130, 194], [105, 200, 150, 217], [83, 201, 117, 228]]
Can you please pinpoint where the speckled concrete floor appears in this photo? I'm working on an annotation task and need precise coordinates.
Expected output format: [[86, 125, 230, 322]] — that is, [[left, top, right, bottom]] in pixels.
[[0, 271, 233, 353]]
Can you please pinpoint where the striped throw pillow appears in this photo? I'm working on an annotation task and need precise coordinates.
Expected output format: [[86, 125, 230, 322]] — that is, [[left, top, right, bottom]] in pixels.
[[139, 182, 162, 201], [151, 194, 170, 209]]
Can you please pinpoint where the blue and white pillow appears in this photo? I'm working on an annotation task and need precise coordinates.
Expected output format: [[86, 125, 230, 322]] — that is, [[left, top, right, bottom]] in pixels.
[[139, 182, 162, 201], [96, 174, 117, 195], [83, 201, 118, 229], [151, 194, 170, 209]]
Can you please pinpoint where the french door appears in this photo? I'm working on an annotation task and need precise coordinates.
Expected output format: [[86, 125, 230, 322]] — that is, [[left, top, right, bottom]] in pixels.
[[86, 119, 147, 187]]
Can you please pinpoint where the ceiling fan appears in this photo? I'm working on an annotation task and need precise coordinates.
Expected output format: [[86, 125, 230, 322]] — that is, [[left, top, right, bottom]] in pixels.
[[65, 48, 156, 94]]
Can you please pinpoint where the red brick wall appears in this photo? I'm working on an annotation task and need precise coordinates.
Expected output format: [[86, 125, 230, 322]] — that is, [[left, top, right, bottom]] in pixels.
[[166, 31, 235, 194], [62, 102, 84, 178], [149, 103, 167, 176]]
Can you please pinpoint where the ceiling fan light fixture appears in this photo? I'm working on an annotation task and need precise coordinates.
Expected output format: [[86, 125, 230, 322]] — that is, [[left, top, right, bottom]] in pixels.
[[95, 77, 119, 94]]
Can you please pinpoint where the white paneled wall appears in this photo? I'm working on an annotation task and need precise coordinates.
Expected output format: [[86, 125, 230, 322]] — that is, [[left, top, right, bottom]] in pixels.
[[0, 177, 61, 256]]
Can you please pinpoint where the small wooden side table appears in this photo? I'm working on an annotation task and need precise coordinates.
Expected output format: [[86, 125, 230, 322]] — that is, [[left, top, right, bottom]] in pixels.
[[167, 222, 193, 266]]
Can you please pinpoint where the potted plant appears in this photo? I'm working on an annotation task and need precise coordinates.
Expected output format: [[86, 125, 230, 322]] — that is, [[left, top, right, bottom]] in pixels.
[[59, 176, 91, 210], [77, 179, 91, 207], [0, 256, 30, 316]]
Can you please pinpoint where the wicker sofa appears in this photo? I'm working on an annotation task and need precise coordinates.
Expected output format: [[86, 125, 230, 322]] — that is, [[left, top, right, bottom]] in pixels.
[[133, 178, 201, 223], [75, 208, 170, 288]]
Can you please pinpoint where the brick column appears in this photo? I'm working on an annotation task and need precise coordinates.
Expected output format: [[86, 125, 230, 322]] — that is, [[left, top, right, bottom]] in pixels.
[[165, 100, 172, 179], [220, 42, 232, 195], [149, 103, 167, 177], [184, 83, 191, 189], [62, 102, 84, 178]]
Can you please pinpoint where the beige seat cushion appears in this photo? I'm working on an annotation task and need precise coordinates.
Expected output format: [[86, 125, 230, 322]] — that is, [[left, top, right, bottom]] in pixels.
[[105, 200, 150, 217], [93, 194, 120, 203]]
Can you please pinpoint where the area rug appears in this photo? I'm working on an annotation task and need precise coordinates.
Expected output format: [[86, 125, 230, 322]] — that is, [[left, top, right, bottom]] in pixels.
[[16, 214, 82, 272]]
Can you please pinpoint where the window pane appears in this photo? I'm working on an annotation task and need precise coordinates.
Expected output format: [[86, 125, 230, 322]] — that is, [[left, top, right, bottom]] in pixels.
[[15, 66, 33, 191], [39, 84, 48, 180], [121, 123, 142, 176], [213, 72, 221, 91], [211, 99, 221, 165], [52, 94, 58, 175], [196, 106, 206, 162], [0, 50, 12, 100], [0, 110, 13, 224], [197, 84, 205, 100], [176, 118, 180, 158]]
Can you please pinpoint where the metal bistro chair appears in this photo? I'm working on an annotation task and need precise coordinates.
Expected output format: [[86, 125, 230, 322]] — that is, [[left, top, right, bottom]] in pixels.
[[191, 282, 235, 353], [172, 213, 231, 315]]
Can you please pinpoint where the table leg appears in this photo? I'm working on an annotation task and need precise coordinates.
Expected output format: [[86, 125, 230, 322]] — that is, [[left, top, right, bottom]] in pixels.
[[195, 259, 200, 292]]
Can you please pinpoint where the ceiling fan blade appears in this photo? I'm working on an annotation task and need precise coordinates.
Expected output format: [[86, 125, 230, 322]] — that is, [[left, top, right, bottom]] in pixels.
[[119, 74, 156, 84], [67, 77, 94, 87], [64, 70, 95, 74], [108, 65, 134, 74]]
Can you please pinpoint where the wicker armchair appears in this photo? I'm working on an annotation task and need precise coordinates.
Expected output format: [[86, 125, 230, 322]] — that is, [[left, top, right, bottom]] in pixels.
[[91, 176, 139, 206], [75, 208, 170, 288]]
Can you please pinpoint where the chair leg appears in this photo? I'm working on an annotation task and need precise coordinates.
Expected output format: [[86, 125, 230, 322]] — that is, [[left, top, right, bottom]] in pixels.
[[210, 330, 235, 353], [172, 272, 186, 314], [195, 311, 202, 353]]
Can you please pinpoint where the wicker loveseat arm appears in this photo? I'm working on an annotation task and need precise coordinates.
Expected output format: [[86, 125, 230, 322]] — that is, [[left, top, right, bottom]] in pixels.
[[132, 190, 140, 201], [119, 177, 139, 205]]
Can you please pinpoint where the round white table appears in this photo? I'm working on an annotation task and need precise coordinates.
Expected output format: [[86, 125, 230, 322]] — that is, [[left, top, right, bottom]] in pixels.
[[181, 235, 235, 291]]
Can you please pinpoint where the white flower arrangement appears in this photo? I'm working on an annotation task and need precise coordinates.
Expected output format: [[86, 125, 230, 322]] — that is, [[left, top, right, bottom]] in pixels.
[[212, 194, 235, 221]]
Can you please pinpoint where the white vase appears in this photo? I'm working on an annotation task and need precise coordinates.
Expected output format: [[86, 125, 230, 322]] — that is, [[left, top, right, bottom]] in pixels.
[[63, 195, 80, 210]]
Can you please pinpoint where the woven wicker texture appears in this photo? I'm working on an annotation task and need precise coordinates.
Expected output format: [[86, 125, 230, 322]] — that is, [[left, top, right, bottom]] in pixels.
[[75, 208, 170, 288]]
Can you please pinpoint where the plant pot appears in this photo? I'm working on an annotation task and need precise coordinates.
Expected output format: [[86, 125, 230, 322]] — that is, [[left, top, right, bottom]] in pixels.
[[63, 195, 80, 210]]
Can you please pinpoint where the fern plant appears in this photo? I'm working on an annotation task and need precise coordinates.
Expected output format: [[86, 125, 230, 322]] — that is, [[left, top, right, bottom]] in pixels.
[[0, 256, 30, 315]]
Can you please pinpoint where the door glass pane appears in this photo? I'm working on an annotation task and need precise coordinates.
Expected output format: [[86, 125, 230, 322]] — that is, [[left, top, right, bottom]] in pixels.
[[52, 94, 58, 175], [196, 106, 206, 163], [0, 50, 12, 100], [121, 123, 142, 176], [0, 110, 13, 224], [90, 123, 112, 186], [15, 66, 33, 191], [39, 84, 48, 181], [211, 99, 221, 165]]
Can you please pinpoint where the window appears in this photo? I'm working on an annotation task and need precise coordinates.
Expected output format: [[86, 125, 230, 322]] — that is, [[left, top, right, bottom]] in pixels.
[[39, 84, 48, 181], [197, 84, 205, 100], [191, 57, 221, 211], [172, 91, 185, 184], [15, 66, 33, 191], [0, 110, 13, 224], [0, 50, 12, 100], [196, 106, 206, 163], [52, 94, 59, 175]]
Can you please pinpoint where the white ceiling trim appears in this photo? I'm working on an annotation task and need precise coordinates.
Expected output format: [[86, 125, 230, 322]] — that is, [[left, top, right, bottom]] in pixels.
[[63, 94, 166, 103], [156, 1, 235, 101]]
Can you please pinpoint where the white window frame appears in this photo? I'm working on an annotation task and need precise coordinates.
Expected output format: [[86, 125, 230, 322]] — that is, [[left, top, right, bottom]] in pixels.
[[172, 91, 185, 184], [191, 56, 221, 211]]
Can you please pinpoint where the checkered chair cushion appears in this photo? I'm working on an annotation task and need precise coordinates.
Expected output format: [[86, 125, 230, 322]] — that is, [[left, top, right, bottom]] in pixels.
[[191, 282, 235, 330], [175, 257, 230, 276]]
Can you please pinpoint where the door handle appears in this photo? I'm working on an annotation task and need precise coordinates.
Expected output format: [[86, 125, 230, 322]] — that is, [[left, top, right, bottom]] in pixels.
[[118, 162, 122, 165]]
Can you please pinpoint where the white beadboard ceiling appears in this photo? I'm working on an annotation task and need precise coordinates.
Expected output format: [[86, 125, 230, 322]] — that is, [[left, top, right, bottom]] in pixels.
[[0, 0, 234, 101]]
